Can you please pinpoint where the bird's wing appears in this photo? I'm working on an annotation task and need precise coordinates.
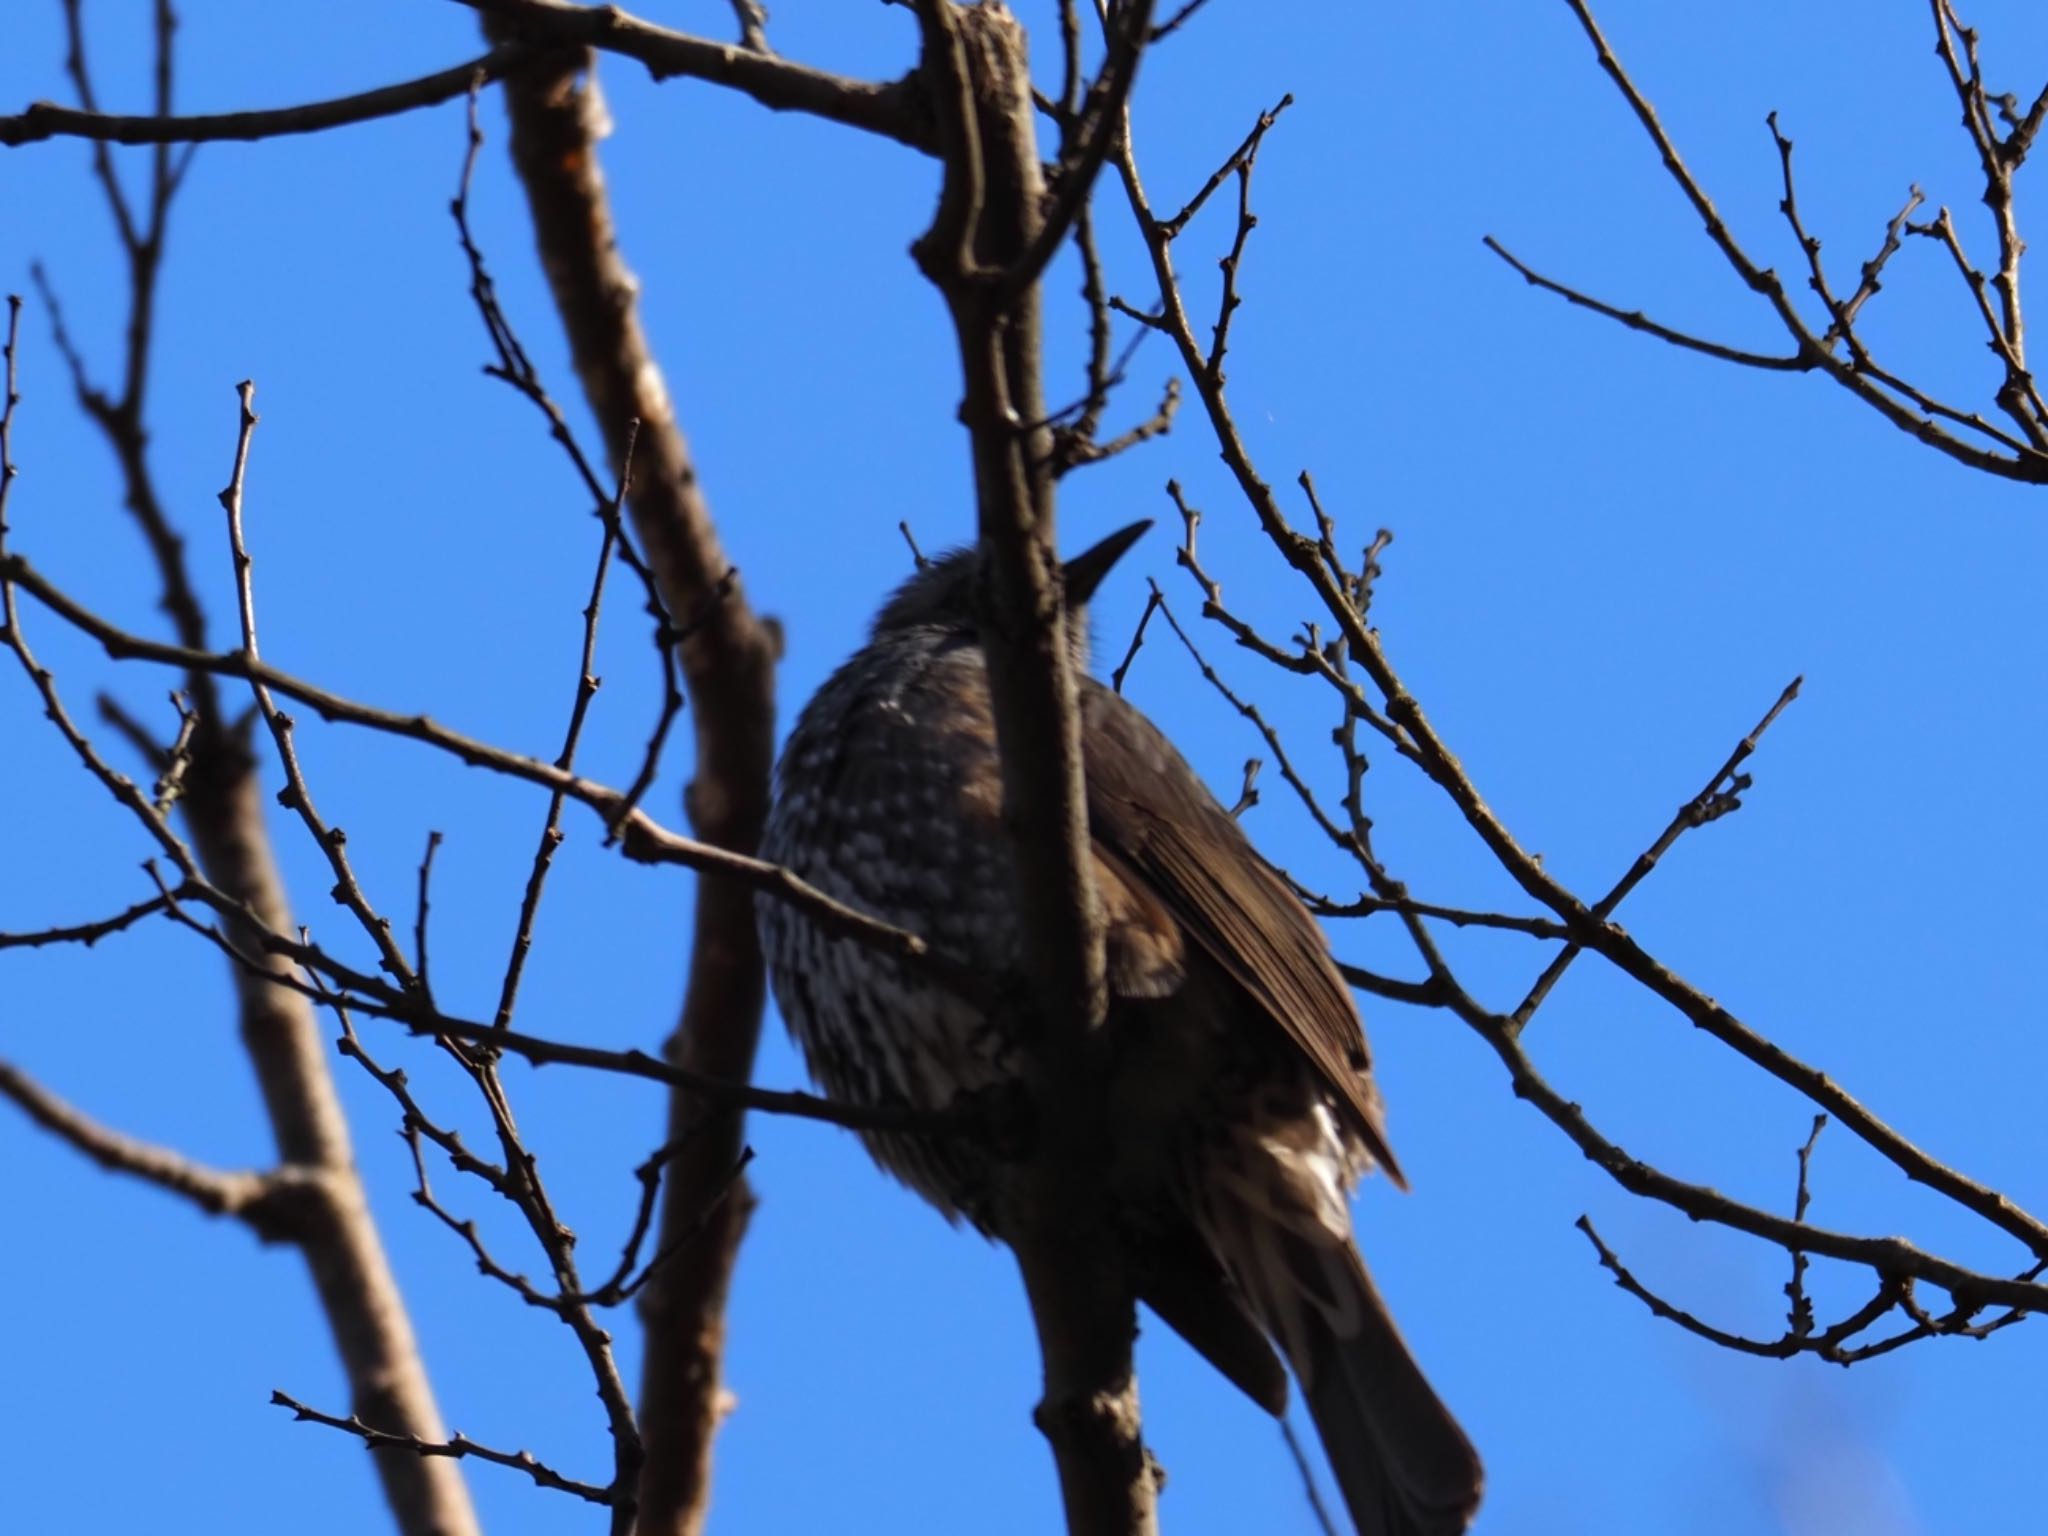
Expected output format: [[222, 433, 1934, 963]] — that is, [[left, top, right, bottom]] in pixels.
[[1080, 680, 1405, 1188]]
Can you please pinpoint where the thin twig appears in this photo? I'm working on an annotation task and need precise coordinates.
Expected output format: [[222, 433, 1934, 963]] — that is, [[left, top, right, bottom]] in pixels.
[[216, 382, 418, 989], [0, 891, 173, 950], [450, 91, 688, 840], [1109, 586, 1161, 694], [414, 831, 444, 1005], [1276, 1417, 1341, 1536], [271, 1392, 610, 1505], [1484, 236, 1808, 372], [1786, 1115, 1828, 1339], [567, 1146, 756, 1309], [1149, 0, 1218, 45], [1227, 757, 1260, 819], [1508, 676, 1803, 1033], [494, 426, 633, 1030], [151, 690, 198, 815], [899, 520, 931, 570]]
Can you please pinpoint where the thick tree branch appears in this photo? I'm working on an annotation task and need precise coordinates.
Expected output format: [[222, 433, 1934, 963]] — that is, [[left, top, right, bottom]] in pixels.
[[911, 5, 1159, 1533], [455, 0, 936, 151]]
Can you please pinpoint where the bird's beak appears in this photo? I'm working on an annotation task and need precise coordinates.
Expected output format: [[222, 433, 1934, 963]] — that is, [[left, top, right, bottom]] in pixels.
[[1062, 520, 1152, 608]]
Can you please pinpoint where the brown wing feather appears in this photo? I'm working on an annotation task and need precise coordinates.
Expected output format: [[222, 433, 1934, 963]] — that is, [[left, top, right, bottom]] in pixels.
[[1095, 847, 1190, 999], [1081, 681, 1406, 1189]]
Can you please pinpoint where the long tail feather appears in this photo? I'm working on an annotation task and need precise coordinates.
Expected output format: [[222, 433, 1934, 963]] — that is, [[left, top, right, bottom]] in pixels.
[[1213, 1202, 1481, 1536], [1286, 1237, 1481, 1536]]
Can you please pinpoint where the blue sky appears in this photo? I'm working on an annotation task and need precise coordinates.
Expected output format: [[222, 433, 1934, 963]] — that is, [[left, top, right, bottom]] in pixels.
[[3, 2, 2044, 1533]]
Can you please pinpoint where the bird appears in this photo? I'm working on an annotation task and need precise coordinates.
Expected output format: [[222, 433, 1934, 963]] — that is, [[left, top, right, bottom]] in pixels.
[[756, 521, 1482, 1536]]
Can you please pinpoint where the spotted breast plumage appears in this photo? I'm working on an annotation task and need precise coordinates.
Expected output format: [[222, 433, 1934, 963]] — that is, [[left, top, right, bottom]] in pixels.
[[756, 523, 1481, 1536]]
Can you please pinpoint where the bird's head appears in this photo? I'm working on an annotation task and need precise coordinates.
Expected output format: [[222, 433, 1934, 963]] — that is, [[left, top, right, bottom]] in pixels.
[[872, 520, 1152, 652]]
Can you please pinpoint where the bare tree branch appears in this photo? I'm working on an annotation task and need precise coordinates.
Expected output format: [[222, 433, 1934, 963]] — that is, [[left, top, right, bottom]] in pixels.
[[208, 380, 646, 1528], [1, 44, 537, 147], [0, 1061, 291, 1227], [0, 549, 967, 985], [0, 891, 173, 950], [1109, 57, 2048, 1370], [2, 19, 479, 1511], [1507, 675, 1804, 1033], [455, 0, 936, 151], [10, 0, 2044, 1523], [910, 4, 1160, 1532], [1482, 234, 1809, 372], [471, 34, 786, 1529], [272, 1391, 611, 1505], [1487, 0, 2048, 484]]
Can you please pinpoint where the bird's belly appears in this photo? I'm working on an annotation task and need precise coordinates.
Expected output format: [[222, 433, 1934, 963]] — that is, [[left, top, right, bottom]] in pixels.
[[757, 855, 1019, 1227], [775, 928, 1014, 1110]]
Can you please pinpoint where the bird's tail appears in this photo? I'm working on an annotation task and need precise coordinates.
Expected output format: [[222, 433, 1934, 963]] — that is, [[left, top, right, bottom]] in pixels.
[[1221, 1209, 1482, 1536]]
